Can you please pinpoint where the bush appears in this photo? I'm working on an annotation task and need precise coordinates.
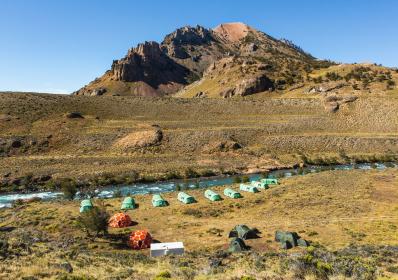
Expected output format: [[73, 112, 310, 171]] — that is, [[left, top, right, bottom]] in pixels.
[[184, 168, 198, 179], [325, 72, 342, 81], [241, 276, 256, 280], [0, 239, 8, 259], [182, 208, 202, 218], [164, 171, 181, 180], [76, 202, 110, 237], [241, 176, 250, 183], [153, 271, 171, 280], [233, 177, 242, 184], [113, 189, 122, 198], [387, 80, 396, 89], [60, 179, 78, 200]]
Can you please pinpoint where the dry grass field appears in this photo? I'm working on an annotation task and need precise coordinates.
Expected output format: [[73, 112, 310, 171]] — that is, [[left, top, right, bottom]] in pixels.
[[1, 91, 398, 193], [0, 169, 397, 279]]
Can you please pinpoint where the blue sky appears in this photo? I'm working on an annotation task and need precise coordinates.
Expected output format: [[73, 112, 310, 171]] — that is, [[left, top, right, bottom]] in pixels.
[[0, 0, 397, 93]]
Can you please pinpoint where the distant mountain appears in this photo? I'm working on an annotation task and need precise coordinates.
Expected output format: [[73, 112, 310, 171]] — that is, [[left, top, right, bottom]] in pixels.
[[74, 22, 397, 98], [73, 23, 328, 97]]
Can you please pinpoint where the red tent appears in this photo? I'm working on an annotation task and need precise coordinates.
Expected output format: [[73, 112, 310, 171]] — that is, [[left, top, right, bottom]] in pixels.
[[128, 230, 152, 250], [108, 213, 132, 228]]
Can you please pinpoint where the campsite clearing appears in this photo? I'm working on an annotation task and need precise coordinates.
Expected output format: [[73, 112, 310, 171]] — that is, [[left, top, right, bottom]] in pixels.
[[0, 168, 397, 279]]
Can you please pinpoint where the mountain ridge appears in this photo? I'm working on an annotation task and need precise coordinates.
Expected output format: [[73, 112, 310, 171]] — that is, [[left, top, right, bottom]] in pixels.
[[73, 22, 329, 97]]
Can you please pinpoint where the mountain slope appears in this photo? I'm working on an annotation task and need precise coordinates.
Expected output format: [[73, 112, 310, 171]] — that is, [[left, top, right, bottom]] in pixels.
[[73, 22, 332, 97]]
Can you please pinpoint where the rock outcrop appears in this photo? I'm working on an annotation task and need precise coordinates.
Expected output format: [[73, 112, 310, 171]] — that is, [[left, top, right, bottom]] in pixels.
[[234, 75, 274, 96], [114, 126, 163, 149], [219, 75, 274, 98], [203, 140, 242, 153], [162, 25, 214, 59]]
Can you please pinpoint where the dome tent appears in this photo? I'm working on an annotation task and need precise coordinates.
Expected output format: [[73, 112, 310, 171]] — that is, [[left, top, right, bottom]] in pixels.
[[152, 194, 168, 207], [108, 213, 132, 228], [80, 199, 93, 213], [240, 184, 259, 193], [228, 225, 259, 240], [228, 237, 248, 252], [275, 230, 309, 249], [121, 197, 135, 210], [178, 192, 195, 204], [204, 189, 222, 201], [224, 188, 242, 199], [128, 230, 153, 250], [251, 181, 269, 189], [261, 178, 278, 185]]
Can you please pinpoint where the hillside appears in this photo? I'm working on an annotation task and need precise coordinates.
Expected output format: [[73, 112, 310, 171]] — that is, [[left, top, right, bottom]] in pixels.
[[1, 91, 398, 193]]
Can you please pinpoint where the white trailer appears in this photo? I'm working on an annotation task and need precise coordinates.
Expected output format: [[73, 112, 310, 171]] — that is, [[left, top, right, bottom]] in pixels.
[[150, 242, 184, 257]]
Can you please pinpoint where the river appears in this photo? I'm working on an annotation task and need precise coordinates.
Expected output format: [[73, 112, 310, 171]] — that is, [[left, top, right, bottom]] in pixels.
[[0, 162, 395, 208]]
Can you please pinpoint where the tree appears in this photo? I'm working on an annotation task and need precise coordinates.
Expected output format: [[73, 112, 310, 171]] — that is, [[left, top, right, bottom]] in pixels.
[[77, 202, 110, 238]]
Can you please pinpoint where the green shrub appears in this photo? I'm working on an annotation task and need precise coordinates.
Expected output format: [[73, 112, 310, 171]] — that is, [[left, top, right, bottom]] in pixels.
[[164, 171, 181, 180], [241, 176, 250, 183], [241, 276, 256, 280], [233, 177, 242, 184], [113, 189, 122, 198], [184, 168, 198, 178], [60, 179, 78, 200], [76, 202, 110, 237], [153, 271, 171, 280], [387, 266, 398, 273]]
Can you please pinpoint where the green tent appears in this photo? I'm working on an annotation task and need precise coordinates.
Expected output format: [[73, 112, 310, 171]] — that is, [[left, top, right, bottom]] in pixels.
[[240, 184, 259, 193], [121, 197, 135, 210], [251, 181, 269, 189], [204, 189, 222, 201], [152, 194, 168, 207], [229, 225, 259, 240], [261, 178, 278, 185], [178, 192, 195, 204], [228, 237, 248, 252], [80, 199, 93, 213], [224, 188, 242, 199], [275, 230, 309, 249]]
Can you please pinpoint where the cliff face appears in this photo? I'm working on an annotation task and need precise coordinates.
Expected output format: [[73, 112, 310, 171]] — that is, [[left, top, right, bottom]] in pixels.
[[73, 22, 324, 97], [110, 41, 189, 89]]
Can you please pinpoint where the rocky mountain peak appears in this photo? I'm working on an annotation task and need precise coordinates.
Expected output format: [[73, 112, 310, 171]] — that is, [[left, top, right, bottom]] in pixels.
[[74, 22, 329, 98], [127, 41, 162, 60], [213, 22, 252, 42], [162, 25, 214, 46]]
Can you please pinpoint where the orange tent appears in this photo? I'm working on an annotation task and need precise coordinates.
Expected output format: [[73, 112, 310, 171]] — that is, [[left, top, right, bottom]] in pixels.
[[108, 213, 132, 228], [128, 230, 152, 250]]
